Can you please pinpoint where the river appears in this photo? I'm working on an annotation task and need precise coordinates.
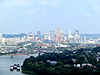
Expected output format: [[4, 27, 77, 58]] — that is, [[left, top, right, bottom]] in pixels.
[[0, 53, 38, 75]]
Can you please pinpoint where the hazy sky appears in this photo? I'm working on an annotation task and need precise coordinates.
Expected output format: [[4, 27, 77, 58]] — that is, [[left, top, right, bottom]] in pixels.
[[0, 0, 100, 34]]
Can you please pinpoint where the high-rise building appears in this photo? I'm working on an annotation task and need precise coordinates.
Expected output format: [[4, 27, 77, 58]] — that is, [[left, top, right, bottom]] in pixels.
[[0, 33, 3, 38], [49, 30, 55, 41], [68, 31, 73, 40], [44, 33, 49, 40], [27, 33, 34, 41], [35, 31, 42, 41], [37, 31, 41, 36], [74, 30, 80, 43], [60, 31, 64, 42], [56, 27, 61, 42]]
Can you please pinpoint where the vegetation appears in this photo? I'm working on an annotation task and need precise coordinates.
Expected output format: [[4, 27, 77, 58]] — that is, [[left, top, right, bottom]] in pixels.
[[21, 46, 100, 75]]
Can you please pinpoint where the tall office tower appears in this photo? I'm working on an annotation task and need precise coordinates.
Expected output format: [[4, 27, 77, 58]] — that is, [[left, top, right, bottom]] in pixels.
[[74, 30, 80, 43], [44, 33, 49, 40], [0, 33, 5, 45], [37, 31, 41, 36], [55, 27, 61, 42], [27, 33, 34, 41], [60, 31, 64, 42], [49, 30, 55, 41], [68, 31, 73, 40], [0, 33, 2, 38], [64, 35, 68, 41], [35, 31, 42, 41], [74, 30, 79, 36]]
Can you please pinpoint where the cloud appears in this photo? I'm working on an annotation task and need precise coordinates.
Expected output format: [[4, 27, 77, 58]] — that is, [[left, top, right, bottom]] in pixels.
[[0, 0, 33, 17], [19, 9, 48, 16], [11, 0, 31, 7], [38, 0, 61, 6], [0, 0, 32, 9], [39, 0, 49, 5], [64, 14, 73, 18], [93, 6, 100, 10], [50, 1, 61, 6], [19, 9, 37, 15], [40, 10, 48, 15], [83, 13, 91, 17]]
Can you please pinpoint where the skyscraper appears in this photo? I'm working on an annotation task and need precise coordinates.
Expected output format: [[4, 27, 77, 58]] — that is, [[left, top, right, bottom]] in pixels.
[[35, 31, 42, 41], [55, 27, 61, 42], [49, 30, 55, 41], [68, 31, 73, 40], [44, 33, 49, 40], [74, 30, 80, 43], [27, 33, 34, 41]]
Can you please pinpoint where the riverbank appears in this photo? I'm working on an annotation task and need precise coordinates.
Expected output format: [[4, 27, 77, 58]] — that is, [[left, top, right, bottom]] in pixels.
[[0, 53, 39, 75], [0, 53, 36, 56]]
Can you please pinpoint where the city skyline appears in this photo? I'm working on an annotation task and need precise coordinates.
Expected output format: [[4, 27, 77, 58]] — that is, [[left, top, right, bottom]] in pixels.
[[0, 0, 100, 34]]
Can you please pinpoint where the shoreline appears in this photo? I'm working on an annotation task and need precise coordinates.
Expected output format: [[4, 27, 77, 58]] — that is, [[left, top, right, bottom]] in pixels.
[[0, 53, 33, 56]]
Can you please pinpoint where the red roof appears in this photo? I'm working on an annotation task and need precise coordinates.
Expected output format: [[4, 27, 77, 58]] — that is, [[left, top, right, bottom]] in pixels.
[[36, 43, 45, 47]]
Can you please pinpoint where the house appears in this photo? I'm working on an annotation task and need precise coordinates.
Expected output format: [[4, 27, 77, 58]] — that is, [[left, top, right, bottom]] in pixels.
[[47, 60, 57, 65]]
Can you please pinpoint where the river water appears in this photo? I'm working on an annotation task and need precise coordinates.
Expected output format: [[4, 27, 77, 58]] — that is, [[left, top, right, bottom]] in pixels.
[[0, 54, 38, 75]]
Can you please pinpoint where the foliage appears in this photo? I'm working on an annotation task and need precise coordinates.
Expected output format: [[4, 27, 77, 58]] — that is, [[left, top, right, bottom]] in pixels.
[[21, 47, 100, 75]]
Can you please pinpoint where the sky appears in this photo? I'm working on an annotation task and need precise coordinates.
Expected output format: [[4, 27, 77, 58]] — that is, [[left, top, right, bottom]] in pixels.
[[0, 0, 100, 34]]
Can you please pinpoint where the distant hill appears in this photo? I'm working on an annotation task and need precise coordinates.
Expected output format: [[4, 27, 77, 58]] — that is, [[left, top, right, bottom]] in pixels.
[[65, 34, 100, 39], [3, 33, 27, 38], [2, 33, 100, 39], [80, 34, 100, 39]]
